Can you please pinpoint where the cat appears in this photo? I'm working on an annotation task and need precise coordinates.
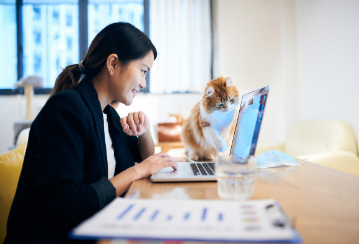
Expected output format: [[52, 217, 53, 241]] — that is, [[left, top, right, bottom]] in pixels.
[[181, 77, 240, 161]]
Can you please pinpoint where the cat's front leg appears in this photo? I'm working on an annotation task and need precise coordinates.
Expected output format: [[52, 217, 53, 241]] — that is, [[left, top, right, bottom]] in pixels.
[[220, 140, 232, 156], [185, 146, 200, 161], [202, 127, 228, 152]]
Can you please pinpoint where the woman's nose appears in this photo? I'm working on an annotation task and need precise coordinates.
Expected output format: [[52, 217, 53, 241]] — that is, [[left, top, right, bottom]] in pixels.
[[139, 79, 146, 89]]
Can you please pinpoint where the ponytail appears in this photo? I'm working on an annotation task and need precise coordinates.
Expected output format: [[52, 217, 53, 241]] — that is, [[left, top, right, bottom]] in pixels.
[[49, 64, 82, 98]]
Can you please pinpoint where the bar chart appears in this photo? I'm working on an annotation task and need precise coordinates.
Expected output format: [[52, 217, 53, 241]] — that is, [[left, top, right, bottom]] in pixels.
[[72, 198, 297, 242], [117, 204, 220, 223]]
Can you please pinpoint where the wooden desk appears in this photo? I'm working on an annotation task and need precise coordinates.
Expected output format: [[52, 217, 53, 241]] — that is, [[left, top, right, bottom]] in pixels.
[[122, 157, 359, 244]]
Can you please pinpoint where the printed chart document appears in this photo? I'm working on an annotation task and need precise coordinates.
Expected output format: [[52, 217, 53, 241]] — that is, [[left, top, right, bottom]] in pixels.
[[71, 198, 301, 243]]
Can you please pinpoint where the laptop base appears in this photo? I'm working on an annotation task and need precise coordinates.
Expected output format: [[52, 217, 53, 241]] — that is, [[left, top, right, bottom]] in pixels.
[[151, 162, 217, 182]]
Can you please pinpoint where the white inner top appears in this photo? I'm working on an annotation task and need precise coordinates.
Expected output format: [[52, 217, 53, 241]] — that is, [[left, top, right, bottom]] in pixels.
[[103, 113, 116, 179]]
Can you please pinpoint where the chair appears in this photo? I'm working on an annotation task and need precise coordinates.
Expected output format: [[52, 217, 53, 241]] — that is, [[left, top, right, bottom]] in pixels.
[[255, 120, 359, 176], [0, 146, 26, 243], [15, 128, 30, 149]]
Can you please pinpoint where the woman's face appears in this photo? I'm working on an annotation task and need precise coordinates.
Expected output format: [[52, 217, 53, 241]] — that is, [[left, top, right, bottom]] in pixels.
[[110, 51, 154, 106]]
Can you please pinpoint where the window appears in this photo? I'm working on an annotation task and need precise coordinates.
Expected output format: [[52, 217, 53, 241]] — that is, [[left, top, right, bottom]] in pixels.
[[32, 6, 41, 20], [66, 10, 72, 26], [67, 36, 72, 50], [0, 0, 17, 89], [88, 0, 144, 46], [0, 0, 146, 91], [0, 0, 212, 94], [53, 7, 59, 24], [22, 1, 79, 88]]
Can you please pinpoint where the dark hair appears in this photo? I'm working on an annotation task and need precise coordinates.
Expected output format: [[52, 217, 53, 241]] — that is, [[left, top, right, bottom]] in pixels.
[[50, 22, 157, 97]]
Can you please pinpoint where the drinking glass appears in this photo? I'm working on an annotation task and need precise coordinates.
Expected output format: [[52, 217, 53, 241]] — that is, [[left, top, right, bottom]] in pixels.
[[215, 155, 257, 200]]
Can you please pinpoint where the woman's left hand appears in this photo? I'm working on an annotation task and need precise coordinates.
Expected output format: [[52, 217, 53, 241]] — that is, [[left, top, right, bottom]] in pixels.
[[120, 111, 150, 136]]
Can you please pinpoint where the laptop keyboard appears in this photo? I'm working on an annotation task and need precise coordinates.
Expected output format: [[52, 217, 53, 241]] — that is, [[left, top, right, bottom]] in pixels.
[[190, 163, 215, 176]]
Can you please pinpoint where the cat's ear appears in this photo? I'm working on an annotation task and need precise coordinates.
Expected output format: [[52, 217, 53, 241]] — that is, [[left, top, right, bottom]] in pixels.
[[205, 86, 214, 97], [226, 77, 233, 87]]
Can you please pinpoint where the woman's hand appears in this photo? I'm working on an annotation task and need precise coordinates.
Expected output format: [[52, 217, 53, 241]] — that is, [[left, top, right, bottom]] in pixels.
[[120, 111, 150, 136], [134, 152, 178, 179], [109, 152, 177, 196]]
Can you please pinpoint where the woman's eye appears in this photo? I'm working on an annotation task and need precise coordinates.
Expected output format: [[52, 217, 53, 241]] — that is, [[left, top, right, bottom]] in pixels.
[[142, 70, 147, 75]]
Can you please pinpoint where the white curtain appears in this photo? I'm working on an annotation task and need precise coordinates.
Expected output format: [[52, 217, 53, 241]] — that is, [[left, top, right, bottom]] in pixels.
[[149, 0, 212, 94]]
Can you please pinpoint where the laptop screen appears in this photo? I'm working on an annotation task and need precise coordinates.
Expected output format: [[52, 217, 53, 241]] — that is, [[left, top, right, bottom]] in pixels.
[[230, 86, 269, 157]]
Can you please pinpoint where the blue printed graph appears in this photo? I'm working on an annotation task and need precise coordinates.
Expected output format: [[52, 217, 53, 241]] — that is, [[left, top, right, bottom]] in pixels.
[[116, 204, 224, 223]]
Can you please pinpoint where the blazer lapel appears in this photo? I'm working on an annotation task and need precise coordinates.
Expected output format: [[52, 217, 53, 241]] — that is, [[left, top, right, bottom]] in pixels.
[[75, 77, 108, 178], [104, 106, 135, 174]]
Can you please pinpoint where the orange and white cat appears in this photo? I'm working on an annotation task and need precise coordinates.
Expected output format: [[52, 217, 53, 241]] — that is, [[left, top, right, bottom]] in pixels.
[[181, 77, 240, 161]]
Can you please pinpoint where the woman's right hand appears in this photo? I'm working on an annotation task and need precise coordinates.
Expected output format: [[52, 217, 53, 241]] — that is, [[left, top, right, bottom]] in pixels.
[[134, 152, 178, 179]]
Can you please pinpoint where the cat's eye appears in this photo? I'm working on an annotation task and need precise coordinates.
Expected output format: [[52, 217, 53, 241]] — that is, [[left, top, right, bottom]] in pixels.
[[230, 98, 234, 102], [217, 103, 223, 107]]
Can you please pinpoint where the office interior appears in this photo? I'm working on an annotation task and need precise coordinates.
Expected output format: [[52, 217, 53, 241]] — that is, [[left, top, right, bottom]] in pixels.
[[1, 0, 358, 168], [1, 0, 359, 243]]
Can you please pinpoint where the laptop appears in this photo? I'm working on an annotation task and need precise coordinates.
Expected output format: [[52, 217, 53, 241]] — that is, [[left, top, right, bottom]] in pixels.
[[151, 86, 269, 182]]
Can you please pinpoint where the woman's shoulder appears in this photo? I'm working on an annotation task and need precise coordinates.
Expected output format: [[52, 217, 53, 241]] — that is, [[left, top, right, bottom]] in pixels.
[[49, 89, 83, 105], [38, 89, 89, 123], [45, 89, 87, 112], [33, 89, 90, 139]]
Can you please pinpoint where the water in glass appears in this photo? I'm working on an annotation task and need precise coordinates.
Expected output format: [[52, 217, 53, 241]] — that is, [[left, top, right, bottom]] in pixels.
[[215, 155, 257, 201]]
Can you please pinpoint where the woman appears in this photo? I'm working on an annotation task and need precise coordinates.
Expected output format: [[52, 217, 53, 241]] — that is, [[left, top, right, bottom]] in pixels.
[[5, 22, 178, 244]]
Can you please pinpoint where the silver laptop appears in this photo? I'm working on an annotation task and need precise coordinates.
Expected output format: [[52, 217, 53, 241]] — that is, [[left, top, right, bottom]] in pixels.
[[151, 86, 269, 182]]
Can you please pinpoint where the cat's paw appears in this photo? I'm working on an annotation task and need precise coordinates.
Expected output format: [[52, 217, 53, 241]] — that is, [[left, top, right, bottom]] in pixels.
[[213, 138, 228, 152], [189, 154, 200, 161], [204, 154, 215, 161]]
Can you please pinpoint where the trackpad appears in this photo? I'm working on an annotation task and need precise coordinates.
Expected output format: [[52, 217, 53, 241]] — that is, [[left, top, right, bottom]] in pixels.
[[156, 166, 186, 174]]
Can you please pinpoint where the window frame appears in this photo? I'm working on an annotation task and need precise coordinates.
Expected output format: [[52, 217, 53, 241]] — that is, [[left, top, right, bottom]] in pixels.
[[0, 0, 150, 95]]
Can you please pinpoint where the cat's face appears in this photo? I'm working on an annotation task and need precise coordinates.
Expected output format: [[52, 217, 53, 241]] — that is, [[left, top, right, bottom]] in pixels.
[[202, 77, 239, 113]]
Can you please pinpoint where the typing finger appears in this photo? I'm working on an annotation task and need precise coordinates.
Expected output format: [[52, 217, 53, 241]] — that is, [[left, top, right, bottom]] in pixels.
[[159, 156, 177, 165], [163, 160, 178, 170]]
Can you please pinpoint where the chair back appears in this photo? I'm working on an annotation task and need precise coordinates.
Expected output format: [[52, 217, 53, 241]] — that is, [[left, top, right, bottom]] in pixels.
[[285, 120, 358, 157], [15, 128, 30, 149], [0, 146, 25, 243]]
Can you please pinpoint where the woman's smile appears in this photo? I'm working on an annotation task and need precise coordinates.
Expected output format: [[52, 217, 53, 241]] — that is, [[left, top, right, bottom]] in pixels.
[[132, 89, 139, 97]]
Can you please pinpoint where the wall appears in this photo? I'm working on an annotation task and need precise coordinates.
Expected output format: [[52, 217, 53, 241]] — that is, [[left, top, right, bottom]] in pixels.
[[296, 0, 359, 153], [215, 0, 359, 153], [215, 0, 299, 148], [0, 95, 49, 153]]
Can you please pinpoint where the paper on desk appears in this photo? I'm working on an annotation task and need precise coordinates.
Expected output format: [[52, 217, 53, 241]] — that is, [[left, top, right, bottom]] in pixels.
[[71, 198, 299, 243]]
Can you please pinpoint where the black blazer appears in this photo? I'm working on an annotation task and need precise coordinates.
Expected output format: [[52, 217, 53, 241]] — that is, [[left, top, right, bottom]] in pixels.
[[5, 77, 142, 244]]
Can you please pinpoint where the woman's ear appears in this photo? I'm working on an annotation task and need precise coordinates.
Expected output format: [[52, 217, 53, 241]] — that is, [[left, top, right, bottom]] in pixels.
[[107, 54, 119, 75]]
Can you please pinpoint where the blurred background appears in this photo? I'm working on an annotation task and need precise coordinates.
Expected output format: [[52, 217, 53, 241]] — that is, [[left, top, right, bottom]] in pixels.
[[0, 0, 358, 155]]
